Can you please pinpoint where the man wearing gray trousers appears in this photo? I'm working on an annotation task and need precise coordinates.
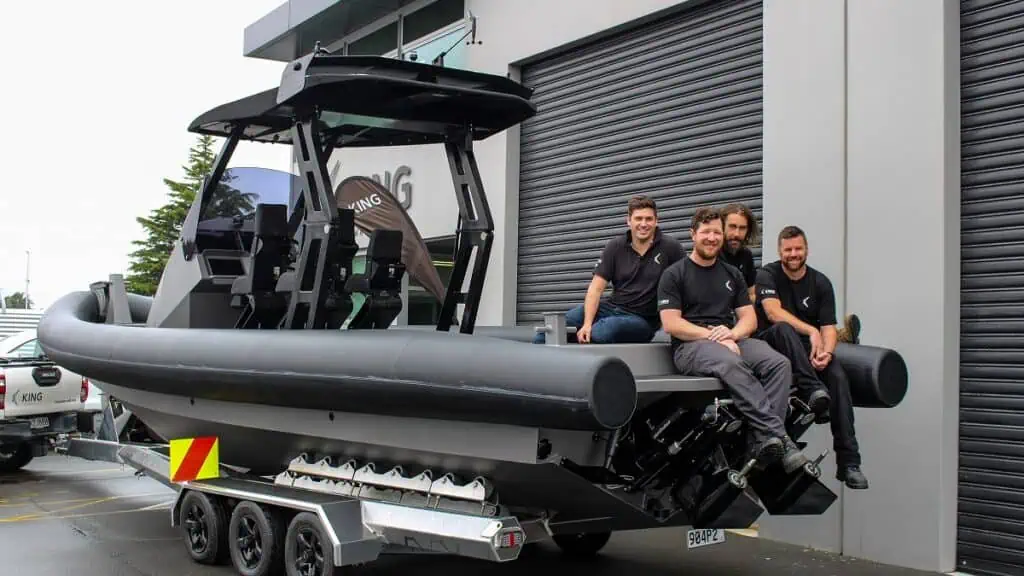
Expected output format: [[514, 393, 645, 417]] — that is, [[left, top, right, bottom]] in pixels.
[[657, 207, 810, 473]]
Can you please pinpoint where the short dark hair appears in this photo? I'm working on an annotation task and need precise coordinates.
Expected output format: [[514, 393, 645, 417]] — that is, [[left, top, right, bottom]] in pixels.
[[691, 207, 722, 232], [627, 195, 657, 216], [778, 225, 807, 245], [720, 203, 760, 246]]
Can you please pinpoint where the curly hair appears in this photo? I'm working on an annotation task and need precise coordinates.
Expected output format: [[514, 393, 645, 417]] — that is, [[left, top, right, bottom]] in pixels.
[[720, 202, 760, 247]]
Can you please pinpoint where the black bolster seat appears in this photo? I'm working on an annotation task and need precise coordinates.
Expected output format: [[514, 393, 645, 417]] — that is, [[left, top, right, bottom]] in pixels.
[[231, 203, 291, 324], [345, 229, 406, 329]]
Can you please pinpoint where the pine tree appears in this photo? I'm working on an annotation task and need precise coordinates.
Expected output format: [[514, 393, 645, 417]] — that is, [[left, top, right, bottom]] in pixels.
[[3, 291, 33, 309], [124, 135, 218, 295]]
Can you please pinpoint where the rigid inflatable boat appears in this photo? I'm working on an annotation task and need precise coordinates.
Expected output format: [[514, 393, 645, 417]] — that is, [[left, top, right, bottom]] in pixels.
[[39, 52, 909, 555]]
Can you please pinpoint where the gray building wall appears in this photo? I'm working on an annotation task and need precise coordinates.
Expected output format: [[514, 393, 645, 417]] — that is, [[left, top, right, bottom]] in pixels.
[[760, 1, 959, 572], [245, 0, 961, 572]]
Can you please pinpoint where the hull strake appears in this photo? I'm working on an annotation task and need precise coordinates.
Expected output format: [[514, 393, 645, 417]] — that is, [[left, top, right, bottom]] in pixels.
[[37, 290, 637, 431]]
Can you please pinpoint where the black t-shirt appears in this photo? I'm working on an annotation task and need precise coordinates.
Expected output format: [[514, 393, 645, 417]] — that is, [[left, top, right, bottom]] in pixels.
[[657, 257, 750, 348], [721, 246, 757, 288], [593, 228, 686, 323], [754, 261, 837, 333]]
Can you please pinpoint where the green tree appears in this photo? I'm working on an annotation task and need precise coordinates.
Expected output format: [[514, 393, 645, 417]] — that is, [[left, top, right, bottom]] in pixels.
[[124, 135, 218, 295], [3, 291, 33, 309]]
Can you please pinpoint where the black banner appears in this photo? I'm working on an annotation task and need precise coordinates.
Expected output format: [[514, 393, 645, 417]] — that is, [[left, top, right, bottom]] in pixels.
[[334, 176, 446, 302]]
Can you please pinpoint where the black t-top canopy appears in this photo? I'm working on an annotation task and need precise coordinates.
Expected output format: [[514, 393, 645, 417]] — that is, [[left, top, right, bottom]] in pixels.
[[187, 54, 537, 147]]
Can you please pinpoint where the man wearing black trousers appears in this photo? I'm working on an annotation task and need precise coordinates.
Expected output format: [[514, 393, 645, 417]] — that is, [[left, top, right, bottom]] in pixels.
[[753, 226, 869, 490]]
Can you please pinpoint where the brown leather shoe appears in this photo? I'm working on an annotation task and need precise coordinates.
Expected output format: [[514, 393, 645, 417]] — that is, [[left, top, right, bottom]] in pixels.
[[837, 313, 861, 344]]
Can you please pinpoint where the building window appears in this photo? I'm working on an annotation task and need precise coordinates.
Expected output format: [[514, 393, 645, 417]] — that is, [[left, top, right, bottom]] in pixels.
[[402, 24, 468, 68], [403, 0, 465, 47], [348, 21, 399, 56], [336, 0, 466, 64]]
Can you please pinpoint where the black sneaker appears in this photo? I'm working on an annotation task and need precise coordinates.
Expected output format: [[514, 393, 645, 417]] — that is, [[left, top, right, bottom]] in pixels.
[[837, 465, 869, 489], [806, 388, 831, 418], [749, 436, 785, 468], [781, 436, 810, 474]]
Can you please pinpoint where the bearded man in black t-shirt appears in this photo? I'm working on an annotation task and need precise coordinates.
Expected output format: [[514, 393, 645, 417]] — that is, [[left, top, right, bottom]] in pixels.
[[657, 208, 810, 473], [753, 225, 868, 490], [719, 203, 759, 304]]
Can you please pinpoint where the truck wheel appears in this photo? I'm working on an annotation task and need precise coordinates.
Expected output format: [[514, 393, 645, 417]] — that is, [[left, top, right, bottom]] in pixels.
[[179, 490, 228, 565], [552, 531, 612, 557], [0, 443, 33, 473], [229, 500, 284, 576], [285, 512, 335, 576]]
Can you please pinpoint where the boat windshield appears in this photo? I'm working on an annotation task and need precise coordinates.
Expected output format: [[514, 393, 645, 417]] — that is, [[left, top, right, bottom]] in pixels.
[[198, 167, 302, 226]]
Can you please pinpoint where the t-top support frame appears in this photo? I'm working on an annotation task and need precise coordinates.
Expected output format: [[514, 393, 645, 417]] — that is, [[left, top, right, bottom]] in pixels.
[[436, 130, 493, 335], [279, 116, 359, 330]]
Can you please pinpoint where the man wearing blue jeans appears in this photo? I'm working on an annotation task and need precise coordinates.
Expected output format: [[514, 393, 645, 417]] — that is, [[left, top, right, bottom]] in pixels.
[[535, 195, 686, 344]]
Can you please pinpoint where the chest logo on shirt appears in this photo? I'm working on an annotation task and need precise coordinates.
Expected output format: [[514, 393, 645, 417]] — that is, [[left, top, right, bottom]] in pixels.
[[801, 296, 811, 308], [654, 252, 662, 264], [725, 280, 733, 292]]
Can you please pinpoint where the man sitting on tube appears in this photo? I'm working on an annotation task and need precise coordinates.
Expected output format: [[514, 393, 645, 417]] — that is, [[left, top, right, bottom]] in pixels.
[[656, 207, 809, 472], [534, 195, 685, 344]]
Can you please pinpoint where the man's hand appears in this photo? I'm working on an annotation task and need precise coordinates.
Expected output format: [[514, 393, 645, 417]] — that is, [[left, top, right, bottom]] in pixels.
[[719, 339, 740, 355], [811, 350, 832, 371], [808, 328, 824, 358], [708, 325, 732, 342], [578, 323, 593, 343]]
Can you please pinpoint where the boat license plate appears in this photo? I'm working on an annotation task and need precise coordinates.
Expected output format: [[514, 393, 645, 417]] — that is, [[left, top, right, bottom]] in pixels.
[[686, 528, 725, 549], [29, 416, 49, 430]]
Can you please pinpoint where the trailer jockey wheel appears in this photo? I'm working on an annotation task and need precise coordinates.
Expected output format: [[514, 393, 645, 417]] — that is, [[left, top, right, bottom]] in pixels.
[[229, 500, 285, 576], [552, 531, 612, 557], [285, 512, 336, 576], [179, 490, 229, 565]]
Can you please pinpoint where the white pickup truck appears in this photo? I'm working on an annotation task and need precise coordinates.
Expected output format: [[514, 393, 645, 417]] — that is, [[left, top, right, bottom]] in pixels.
[[0, 332, 90, 472]]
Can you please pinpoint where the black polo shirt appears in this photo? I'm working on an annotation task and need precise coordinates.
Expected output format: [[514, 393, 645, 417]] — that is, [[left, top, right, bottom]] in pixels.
[[593, 228, 685, 323]]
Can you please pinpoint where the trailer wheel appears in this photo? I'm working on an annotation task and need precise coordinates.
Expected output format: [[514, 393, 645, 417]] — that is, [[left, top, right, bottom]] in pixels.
[[285, 512, 335, 576], [179, 490, 228, 565], [229, 501, 285, 576], [552, 531, 612, 557]]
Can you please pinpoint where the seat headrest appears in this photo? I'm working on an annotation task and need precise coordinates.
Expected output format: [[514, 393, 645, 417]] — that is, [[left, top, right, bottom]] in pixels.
[[255, 203, 289, 237], [367, 229, 403, 261]]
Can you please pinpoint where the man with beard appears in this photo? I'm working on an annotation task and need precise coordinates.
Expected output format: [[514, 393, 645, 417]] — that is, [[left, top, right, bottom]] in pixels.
[[719, 203, 862, 344], [719, 203, 760, 304], [535, 195, 685, 344], [657, 207, 809, 473], [753, 225, 868, 489]]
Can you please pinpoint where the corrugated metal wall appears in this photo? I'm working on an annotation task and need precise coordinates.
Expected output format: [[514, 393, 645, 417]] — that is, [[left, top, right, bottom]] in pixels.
[[515, 0, 764, 324], [959, 1, 1024, 574]]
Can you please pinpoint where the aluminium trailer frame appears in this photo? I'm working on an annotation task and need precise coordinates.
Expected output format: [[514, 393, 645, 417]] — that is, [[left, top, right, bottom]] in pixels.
[[61, 435, 537, 575]]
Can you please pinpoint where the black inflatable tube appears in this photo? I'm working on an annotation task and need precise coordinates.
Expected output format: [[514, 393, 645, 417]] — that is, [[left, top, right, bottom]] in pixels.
[[37, 291, 638, 431], [831, 342, 908, 408], [406, 326, 909, 409]]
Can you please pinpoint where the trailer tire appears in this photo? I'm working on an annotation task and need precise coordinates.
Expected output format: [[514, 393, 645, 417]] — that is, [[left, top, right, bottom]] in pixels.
[[552, 531, 612, 557], [179, 490, 229, 565], [229, 501, 285, 576], [285, 512, 335, 576]]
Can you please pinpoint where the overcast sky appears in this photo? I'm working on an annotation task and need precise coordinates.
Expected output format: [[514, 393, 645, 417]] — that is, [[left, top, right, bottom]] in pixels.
[[0, 1, 294, 308]]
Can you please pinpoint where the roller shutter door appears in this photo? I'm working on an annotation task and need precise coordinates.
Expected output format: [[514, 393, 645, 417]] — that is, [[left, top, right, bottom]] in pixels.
[[515, 0, 763, 324], [959, 1, 1024, 575]]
